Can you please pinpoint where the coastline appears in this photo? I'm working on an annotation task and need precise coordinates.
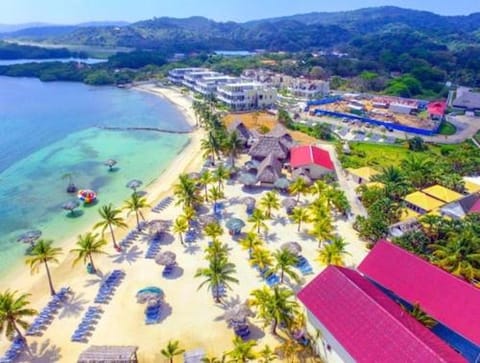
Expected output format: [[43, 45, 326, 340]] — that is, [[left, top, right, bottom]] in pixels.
[[0, 85, 205, 355]]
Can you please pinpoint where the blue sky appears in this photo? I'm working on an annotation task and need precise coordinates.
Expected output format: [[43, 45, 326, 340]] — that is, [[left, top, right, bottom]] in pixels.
[[1, 0, 479, 24]]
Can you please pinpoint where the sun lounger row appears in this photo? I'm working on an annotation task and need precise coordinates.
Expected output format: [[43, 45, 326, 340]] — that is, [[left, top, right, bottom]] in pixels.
[[234, 324, 250, 339], [0, 336, 26, 363], [184, 229, 197, 243], [145, 303, 162, 324], [94, 270, 125, 304], [162, 264, 175, 277], [295, 256, 313, 275], [253, 266, 281, 287], [151, 196, 173, 213], [71, 306, 103, 342], [119, 227, 143, 249], [145, 235, 162, 259], [26, 287, 72, 336]]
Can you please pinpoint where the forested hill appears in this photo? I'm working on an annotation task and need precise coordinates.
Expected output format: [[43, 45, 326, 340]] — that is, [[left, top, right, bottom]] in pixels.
[[6, 6, 477, 52]]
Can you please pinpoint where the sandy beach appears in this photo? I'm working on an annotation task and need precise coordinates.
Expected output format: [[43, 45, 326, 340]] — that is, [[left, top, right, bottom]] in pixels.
[[0, 85, 368, 362]]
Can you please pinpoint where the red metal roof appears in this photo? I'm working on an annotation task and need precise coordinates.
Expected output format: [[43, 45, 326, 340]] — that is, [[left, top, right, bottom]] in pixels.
[[428, 101, 447, 116], [469, 198, 480, 213], [297, 266, 465, 362], [358, 240, 480, 346], [290, 145, 334, 170]]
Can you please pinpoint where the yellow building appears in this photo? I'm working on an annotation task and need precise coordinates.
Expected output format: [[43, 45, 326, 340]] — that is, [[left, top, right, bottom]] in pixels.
[[347, 166, 380, 184], [421, 185, 463, 204], [403, 191, 445, 214], [464, 180, 480, 194]]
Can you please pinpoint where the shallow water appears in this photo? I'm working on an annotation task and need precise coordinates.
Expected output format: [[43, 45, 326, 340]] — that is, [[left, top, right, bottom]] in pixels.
[[0, 77, 189, 273]]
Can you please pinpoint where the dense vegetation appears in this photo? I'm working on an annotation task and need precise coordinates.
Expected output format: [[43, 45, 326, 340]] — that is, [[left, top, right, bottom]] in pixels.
[[0, 41, 87, 59], [2, 7, 480, 96]]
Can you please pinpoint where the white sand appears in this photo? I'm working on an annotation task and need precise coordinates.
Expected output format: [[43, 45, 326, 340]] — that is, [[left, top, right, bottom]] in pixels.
[[0, 86, 369, 362]]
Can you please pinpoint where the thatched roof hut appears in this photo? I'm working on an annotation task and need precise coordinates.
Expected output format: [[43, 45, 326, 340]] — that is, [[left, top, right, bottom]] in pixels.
[[77, 345, 138, 363], [267, 124, 294, 149], [227, 120, 252, 147], [256, 153, 283, 185], [249, 137, 290, 161]]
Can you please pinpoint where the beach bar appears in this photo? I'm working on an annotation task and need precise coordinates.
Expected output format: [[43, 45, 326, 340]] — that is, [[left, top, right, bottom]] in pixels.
[[77, 346, 138, 363]]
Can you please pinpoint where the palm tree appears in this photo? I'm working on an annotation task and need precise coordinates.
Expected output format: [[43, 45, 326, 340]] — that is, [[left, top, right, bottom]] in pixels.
[[173, 216, 188, 245], [250, 248, 273, 271], [248, 209, 268, 234], [204, 222, 224, 241], [213, 165, 230, 190], [227, 336, 257, 362], [195, 257, 238, 303], [199, 170, 213, 202], [223, 131, 243, 168], [401, 154, 434, 188], [202, 355, 227, 363], [161, 340, 185, 363], [93, 204, 127, 250], [249, 285, 300, 336], [271, 249, 300, 284], [291, 207, 310, 232], [239, 232, 264, 258], [429, 230, 480, 282], [0, 290, 37, 341], [258, 345, 277, 363], [209, 186, 225, 205], [259, 191, 280, 218], [401, 302, 437, 329], [70, 232, 107, 273], [289, 177, 309, 202], [123, 193, 150, 230], [25, 240, 63, 296], [373, 166, 410, 200], [317, 237, 350, 267], [205, 239, 229, 261], [327, 187, 350, 216], [174, 174, 199, 210], [201, 131, 221, 165], [310, 219, 334, 248], [309, 180, 329, 199]]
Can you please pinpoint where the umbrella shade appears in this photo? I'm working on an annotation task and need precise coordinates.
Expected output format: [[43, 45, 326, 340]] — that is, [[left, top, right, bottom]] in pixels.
[[199, 215, 217, 226], [155, 251, 176, 266], [239, 172, 257, 186], [281, 198, 297, 209], [136, 286, 164, 304], [126, 179, 143, 190], [225, 218, 246, 231], [274, 177, 291, 190], [62, 200, 81, 211], [104, 159, 117, 167], [17, 230, 42, 244], [281, 242, 302, 255], [223, 302, 254, 325]]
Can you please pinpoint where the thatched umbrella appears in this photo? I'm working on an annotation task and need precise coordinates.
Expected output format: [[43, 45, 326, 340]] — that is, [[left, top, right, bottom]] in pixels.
[[136, 286, 164, 304], [223, 302, 254, 328], [199, 214, 217, 226], [17, 230, 42, 246], [282, 198, 297, 214], [225, 218, 246, 234], [104, 159, 117, 171], [62, 200, 81, 216], [155, 251, 176, 266], [148, 220, 170, 233], [274, 177, 291, 190], [188, 172, 201, 180], [239, 172, 257, 186], [126, 179, 143, 192], [281, 242, 302, 255], [242, 197, 256, 208]]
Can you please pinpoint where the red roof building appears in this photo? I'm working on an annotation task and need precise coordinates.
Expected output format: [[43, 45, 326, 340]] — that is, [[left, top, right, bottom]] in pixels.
[[469, 198, 480, 213], [297, 266, 465, 363], [358, 240, 480, 349], [290, 145, 334, 180], [427, 101, 447, 118]]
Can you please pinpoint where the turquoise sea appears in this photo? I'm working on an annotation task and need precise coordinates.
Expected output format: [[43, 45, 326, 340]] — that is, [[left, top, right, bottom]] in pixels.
[[0, 76, 190, 274]]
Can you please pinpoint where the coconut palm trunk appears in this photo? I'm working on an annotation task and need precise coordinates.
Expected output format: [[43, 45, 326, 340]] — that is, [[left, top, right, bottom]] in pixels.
[[108, 224, 119, 250], [43, 259, 56, 296], [134, 210, 140, 230], [271, 318, 278, 336], [88, 253, 96, 273]]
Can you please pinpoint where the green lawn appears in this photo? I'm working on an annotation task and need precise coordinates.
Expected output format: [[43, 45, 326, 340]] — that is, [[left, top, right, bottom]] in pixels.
[[438, 121, 457, 136]]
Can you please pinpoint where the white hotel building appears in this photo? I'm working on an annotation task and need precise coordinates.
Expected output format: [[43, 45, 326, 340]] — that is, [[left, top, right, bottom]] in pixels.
[[167, 68, 277, 111]]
